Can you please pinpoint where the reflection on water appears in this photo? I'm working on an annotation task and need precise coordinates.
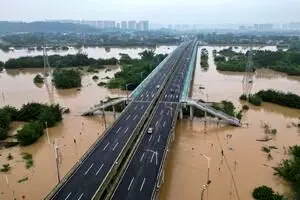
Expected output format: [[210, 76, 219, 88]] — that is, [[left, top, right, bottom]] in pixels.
[[159, 46, 300, 200]]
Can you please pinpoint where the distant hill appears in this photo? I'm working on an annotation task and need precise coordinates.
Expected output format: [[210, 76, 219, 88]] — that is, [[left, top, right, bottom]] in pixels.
[[0, 21, 98, 33]]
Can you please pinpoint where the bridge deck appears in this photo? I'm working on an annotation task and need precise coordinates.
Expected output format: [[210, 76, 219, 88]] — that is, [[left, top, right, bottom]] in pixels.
[[110, 41, 196, 200], [46, 42, 191, 200]]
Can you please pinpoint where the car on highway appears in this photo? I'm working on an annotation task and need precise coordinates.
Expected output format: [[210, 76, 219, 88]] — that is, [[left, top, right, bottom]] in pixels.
[[147, 127, 153, 134], [156, 85, 160, 89]]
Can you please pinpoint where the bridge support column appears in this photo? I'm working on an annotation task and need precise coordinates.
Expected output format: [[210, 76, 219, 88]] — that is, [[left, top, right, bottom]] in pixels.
[[179, 107, 183, 119], [189, 105, 194, 120]]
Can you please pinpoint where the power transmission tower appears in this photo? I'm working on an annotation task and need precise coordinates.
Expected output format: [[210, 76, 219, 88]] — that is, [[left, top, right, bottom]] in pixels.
[[242, 49, 254, 96], [43, 37, 54, 104]]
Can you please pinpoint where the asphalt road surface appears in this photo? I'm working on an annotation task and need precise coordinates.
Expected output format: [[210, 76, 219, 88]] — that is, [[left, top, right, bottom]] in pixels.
[[110, 41, 196, 200]]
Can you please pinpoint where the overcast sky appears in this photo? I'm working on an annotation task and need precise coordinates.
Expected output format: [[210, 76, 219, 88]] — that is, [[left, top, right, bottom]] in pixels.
[[1, 0, 300, 24]]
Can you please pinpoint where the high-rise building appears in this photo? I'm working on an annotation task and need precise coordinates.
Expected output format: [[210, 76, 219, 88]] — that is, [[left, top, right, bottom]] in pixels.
[[103, 21, 115, 29], [97, 21, 104, 29], [116, 22, 121, 29], [128, 21, 136, 30], [254, 24, 273, 31], [121, 21, 127, 29], [140, 21, 149, 31], [136, 22, 142, 30]]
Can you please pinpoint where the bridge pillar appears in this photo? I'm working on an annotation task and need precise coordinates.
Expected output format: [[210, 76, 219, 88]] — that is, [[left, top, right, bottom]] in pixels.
[[189, 105, 194, 120], [179, 107, 183, 119]]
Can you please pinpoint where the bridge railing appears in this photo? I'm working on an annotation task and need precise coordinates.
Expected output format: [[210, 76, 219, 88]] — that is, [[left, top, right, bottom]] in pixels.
[[181, 41, 198, 99], [130, 49, 176, 98]]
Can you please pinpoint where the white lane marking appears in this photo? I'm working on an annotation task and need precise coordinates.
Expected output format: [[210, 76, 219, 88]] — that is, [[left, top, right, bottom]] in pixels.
[[96, 164, 104, 175], [112, 142, 119, 151], [149, 135, 152, 142], [157, 135, 161, 143], [140, 152, 145, 162], [167, 110, 169, 115], [155, 121, 159, 127], [128, 177, 135, 191], [150, 154, 154, 163], [103, 142, 110, 151], [116, 127, 122, 133], [125, 127, 129, 133], [64, 192, 72, 200], [84, 163, 94, 175], [126, 114, 131, 120], [163, 121, 166, 127], [133, 115, 138, 120], [78, 193, 84, 200], [160, 110, 164, 115], [140, 105, 144, 110], [140, 178, 146, 191]]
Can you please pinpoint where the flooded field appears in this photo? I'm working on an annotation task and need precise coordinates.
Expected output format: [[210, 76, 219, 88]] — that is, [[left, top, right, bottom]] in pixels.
[[0, 46, 177, 62], [159, 46, 300, 200], [0, 46, 299, 200]]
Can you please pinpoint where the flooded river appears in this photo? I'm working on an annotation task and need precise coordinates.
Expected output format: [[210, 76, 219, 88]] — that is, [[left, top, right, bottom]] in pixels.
[[159, 46, 300, 200], [0, 46, 177, 62], [0, 46, 299, 200]]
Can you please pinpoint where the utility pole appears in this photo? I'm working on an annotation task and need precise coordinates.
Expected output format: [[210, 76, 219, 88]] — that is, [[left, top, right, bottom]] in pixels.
[[102, 107, 107, 129], [45, 121, 50, 144], [242, 48, 254, 96]]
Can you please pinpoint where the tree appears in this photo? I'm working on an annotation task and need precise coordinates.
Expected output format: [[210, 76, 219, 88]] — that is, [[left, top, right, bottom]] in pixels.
[[252, 185, 284, 200], [0, 127, 8, 140], [18, 103, 46, 121], [248, 95, 262, 106], [2, 106, 19, 121], [138, 50, 155, 60], [256, 90, 300, 109], [239, 94, 248, 101], [33, 74, 44, 83], [37, 105, 62, 128], [0, 109, 11, 130], [53, 69, 81, 89], [17, 121, 44, 146]]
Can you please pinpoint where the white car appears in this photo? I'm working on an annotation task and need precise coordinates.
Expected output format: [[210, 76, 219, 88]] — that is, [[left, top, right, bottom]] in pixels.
[[147, 127, 153, 134], [156, 85, 160, 89]]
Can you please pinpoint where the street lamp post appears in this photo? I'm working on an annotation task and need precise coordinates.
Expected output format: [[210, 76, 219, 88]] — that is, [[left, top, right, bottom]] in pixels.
[[45, 121, 50, 144], [125, 83, 133, 103], [54, 138, 61, 183], [200, 153, 211, 183], [102, 107, 107, 129]]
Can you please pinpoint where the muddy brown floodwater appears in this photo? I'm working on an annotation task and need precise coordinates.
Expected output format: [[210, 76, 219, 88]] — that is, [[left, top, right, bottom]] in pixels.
[[0, 66, 126, 199], [0, 46, 299, 200], [159, 46, 300, 200]]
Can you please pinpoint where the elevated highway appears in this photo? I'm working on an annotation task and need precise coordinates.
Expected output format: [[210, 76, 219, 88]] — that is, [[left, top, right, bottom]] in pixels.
[[110, 41, 197, 200], [45, 41, 193, 200]]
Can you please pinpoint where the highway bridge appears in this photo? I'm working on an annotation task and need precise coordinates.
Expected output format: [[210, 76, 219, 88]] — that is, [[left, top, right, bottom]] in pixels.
[[110, 41, 195, 200], [46, 41, 194, 200], [46, 40, 241, 200]]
